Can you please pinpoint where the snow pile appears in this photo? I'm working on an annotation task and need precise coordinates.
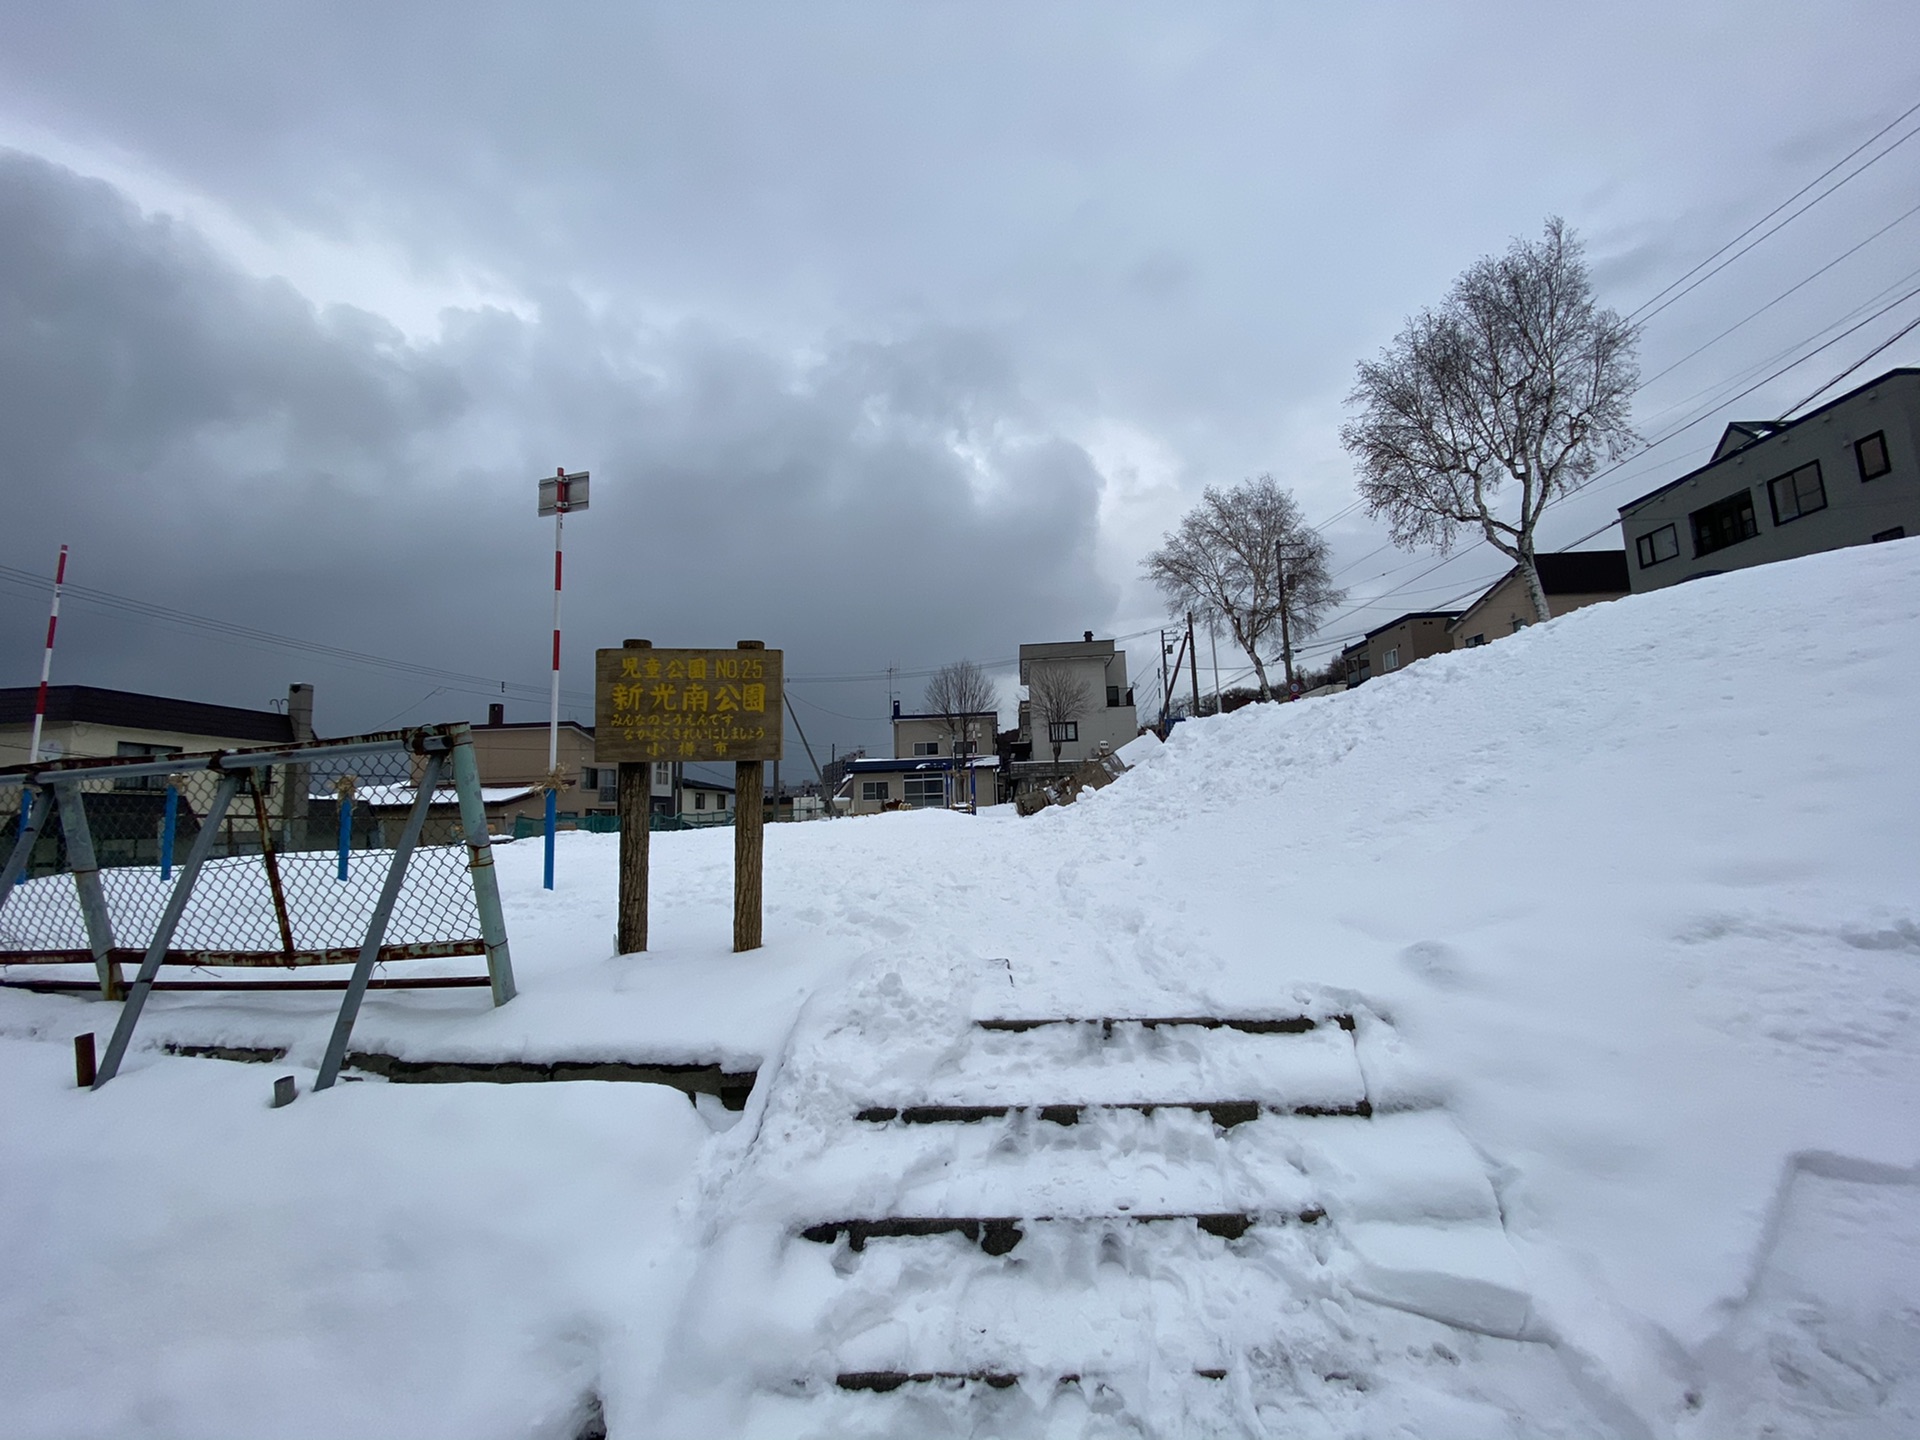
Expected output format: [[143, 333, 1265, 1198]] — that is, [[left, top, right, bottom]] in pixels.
[[2, 538, 1918, 1437]]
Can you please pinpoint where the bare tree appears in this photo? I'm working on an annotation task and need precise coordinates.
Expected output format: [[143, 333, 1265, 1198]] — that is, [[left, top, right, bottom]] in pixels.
[[923, 659, 997, 764], [1144, 475, 1343, 700], [1341, 217, 1638, 624], [1027, 663, 1092, 763]]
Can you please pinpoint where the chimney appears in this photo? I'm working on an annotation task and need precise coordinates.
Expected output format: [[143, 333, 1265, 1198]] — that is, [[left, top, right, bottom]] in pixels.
[[487, 703, 505, 727], [1083, 630, 1094, 643], [286, 684, 314, 741], [891, 698, 901, 719]]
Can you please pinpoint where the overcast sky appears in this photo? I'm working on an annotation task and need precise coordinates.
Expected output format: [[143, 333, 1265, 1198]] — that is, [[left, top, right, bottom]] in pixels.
[[2, 2, 1916, 765]]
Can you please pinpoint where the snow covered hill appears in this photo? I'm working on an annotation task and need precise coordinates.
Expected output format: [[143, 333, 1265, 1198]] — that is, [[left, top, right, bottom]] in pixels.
[[3, 539, 1918, 1438]]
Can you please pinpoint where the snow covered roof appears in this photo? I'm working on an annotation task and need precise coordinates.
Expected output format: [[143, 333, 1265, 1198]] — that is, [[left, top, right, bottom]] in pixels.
[[332, 783, 538, 807]]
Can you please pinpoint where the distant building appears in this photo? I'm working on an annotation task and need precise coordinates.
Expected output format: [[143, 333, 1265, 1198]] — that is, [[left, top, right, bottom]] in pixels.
[[839, 699, 1003, 816], [1010, 631, 1138, 799], [1450, 551, 1629, 649], [1343, 612, 1462, 687], [1617, 368, 1919, 593], [0, 682, 312, 768]]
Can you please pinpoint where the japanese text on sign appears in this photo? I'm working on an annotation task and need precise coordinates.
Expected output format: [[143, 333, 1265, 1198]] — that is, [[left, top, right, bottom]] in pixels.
[[594, 647, 784, 763]]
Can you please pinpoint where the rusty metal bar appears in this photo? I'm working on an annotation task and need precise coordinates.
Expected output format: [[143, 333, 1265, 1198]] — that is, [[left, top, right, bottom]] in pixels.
[[314, 752, 445, 1092], [93, 771, 244, 1087], [0, 939, 487, 967], [0, 726, 462, 789], [52, 783, 122, 999], [0, 785, 52, 915], [6, 975, 492, 994], [247, 769, 298, 962]]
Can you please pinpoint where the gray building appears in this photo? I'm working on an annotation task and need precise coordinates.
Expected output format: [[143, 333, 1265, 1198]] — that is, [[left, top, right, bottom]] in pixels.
[[1618, 368, 1919, 593], [1342, 611, 1461, 688]]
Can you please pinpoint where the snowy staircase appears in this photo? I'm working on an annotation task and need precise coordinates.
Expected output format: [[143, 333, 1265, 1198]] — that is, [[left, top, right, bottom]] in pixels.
[[708, 998, 1543, 1434]]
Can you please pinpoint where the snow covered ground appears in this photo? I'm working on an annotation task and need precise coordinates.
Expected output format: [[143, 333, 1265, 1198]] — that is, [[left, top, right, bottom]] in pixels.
[[3, 538, 1919, 1438]]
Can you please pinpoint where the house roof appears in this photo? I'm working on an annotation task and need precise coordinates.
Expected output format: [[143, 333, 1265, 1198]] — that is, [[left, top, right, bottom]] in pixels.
[[1363, 610, 1464, 642], [1451, 551, 1628, 630], [1618, 366, 1918, 515], [892, 710, 999, 722], [847, 755, 999, 774], [474, 719, 595, 736], [0, 685, 295, 744]]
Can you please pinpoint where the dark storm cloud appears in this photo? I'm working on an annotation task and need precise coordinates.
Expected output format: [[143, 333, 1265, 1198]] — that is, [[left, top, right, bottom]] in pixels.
[[0, 152, 1110, 746]]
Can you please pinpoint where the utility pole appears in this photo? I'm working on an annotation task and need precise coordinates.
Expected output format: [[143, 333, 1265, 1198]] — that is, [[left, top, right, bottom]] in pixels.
[[1274, 539, 1296, 700], [1186, 611, 1201, 718], [1209, 623, 1221, 716], [1158, 629, 1173, 734]]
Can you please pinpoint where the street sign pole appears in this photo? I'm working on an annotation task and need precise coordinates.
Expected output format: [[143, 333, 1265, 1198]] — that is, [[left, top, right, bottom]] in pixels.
[[537, 469, 589, 890]]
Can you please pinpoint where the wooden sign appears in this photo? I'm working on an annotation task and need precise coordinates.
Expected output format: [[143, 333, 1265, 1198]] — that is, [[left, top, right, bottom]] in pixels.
[[594, 646, 784, 763]]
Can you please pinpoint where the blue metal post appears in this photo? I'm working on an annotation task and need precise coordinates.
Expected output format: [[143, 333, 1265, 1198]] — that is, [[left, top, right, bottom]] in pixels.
[[337, 793, 352, 881], [160, 785, 178, 880], [543, 787, 556, 890]]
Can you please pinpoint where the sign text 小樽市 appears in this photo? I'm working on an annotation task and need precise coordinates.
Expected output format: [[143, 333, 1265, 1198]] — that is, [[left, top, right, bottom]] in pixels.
[[593, 647, 784, 764]]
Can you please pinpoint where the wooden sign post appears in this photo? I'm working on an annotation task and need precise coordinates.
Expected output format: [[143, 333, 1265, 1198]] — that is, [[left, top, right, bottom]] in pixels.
[[594, 639, 783, 953]]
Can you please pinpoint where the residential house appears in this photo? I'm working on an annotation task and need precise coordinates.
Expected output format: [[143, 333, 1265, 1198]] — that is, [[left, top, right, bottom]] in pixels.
[[0, 682, 317, 865], [1344, 612, 1462, 687], [839, 699, 1003, 816], [0, 682, 314, 768], [1010, 632, 1138, 798], [1617, 367, 1919, 593], [1450, 551, 1629, 649]]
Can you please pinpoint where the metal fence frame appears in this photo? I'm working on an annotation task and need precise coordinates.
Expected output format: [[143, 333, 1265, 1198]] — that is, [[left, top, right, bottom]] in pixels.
[[0, 723, 515, 1090]]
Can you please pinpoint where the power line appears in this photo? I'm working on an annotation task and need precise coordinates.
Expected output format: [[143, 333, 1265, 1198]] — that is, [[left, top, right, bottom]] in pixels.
[[1637, 198, 1920, 391], [1627, 99, 1920, 322], [0, 563, 595, 706]]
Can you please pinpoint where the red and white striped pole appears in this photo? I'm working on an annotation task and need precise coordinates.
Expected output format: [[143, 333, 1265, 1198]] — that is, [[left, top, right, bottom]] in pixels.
[[548, 467, 565, 775], [28, 545, 68, 765]]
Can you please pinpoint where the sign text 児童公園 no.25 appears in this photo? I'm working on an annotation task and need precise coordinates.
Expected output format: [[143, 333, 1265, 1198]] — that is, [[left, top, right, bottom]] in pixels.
[[593, 648, 784, 764]]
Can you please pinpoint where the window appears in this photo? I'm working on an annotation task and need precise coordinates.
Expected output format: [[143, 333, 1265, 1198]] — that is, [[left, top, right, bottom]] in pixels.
[[1873, 526, 1905, 543], [114, 741, 182, 791], [860, 780, 889, 803], [654, 763, 671, 786], [1462, 634, 1486, 648], [912, 741, 940, 756], [1856, 431, 1891, 481], [1047, 721, 1078, 743], [1636, 524, 1680, 568], [1767, 461, 1826, 525], [1690, 489, 1758, 557], [1383, 647, 1399, 672], [693, 791, 705, 810], [1106, 685, 1120, 707], [902, 774, 946, 808]]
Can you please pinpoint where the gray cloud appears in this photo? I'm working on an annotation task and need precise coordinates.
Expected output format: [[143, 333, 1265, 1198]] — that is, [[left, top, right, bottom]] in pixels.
[[0, 151, 1112, 753]]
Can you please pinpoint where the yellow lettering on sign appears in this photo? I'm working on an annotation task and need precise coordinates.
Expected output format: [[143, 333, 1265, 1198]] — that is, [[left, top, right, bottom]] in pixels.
[[742, 683, 765, 713], [684, 684, 709, 713], [621, 657, 641, 679], [688, 658, 707, 680], [650, 683, 677, 710]]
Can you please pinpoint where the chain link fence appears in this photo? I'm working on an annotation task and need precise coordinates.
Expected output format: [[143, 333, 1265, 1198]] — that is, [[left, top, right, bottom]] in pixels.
[[0, 730, 496, 975]]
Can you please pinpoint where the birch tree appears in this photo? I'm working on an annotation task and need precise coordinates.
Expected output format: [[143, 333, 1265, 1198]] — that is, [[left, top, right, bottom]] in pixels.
[[1027, 663, 1091, 763], [1341, 217, 1638, 623], [923, 659, 997, 762], [1144, 475, 1342, 701]]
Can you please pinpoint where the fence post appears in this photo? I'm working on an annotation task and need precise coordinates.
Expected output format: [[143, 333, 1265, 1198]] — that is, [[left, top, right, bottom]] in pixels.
[[94, 771, 245, 1086], [53, 783, 122, 999], [314, 751, 447, 1090], [0, 785, 52, 915], [160, 783, 179, 881], [617, 761, 649, 953], [448, 728, 516, 1006], [248, 770, 297, 962]]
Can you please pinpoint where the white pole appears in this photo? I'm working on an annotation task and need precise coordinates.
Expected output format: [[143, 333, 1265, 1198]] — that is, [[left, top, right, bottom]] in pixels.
[[29, 544, 69, 764]]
